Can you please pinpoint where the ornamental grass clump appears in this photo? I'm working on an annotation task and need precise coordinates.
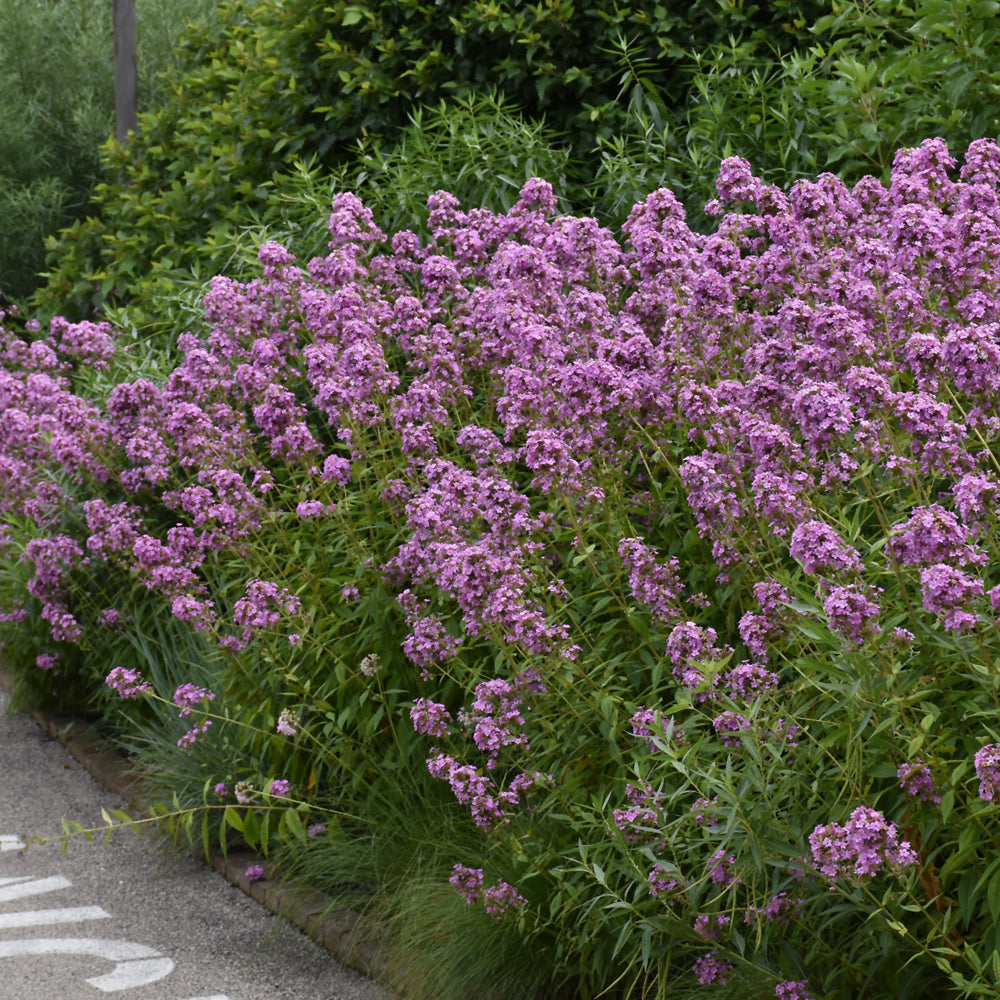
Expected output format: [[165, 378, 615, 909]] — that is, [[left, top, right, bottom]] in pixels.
[[10, 138, 1000, 996]]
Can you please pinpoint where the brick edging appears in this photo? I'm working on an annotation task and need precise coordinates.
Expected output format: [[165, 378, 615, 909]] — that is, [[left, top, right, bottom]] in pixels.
[[0, 665, 387, 982]]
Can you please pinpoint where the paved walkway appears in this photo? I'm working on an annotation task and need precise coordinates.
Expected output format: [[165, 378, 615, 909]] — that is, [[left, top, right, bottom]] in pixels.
[[0, 690, 391, 1000]]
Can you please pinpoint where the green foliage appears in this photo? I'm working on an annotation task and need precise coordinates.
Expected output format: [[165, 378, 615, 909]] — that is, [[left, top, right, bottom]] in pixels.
[[590, 0, 1000, 231], [31, 0, 820, 322], [0, 0, 221, 305]]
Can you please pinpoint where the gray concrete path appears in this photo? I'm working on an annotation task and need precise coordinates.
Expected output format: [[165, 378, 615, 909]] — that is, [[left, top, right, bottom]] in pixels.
[[0, 691, 391, 1000]]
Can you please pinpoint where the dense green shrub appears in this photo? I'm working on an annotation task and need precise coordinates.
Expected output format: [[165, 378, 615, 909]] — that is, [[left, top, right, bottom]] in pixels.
[[31, 0, 820, 323], [34, 0, 1000, 325], [592, 0, 1000, 231], [0, 0, 220, 304]]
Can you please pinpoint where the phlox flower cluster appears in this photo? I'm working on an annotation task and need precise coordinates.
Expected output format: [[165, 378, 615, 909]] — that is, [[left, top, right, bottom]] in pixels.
[[775, 982, 816, 1000], [448, 864, 526, 921], [106, 666, 153, 700], [630, 705, 683, 751], [427, 752, 538, 828], [744, 892, 803, 926], [822, 585, 881, 645], [612, 782, 669, 853], [693, 912, 730, 940], [897, 759, 941, 804], [647, 863, 684, 899], [692, 951, 732, 986], [229, 579, 303, 650], [618, 537, 683, 623], [809, 806, 919, 881], [410, 698, 452, 738], [789, 522, 864, 579], [974, 744, 1000, 800], [13, 141, 1000, 994], [666, 621, 728, 693], [276, 708, 297, 736], [173, 683, 215, 717]]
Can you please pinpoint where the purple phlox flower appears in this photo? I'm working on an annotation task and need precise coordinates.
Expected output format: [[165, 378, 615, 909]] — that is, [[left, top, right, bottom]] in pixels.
[[897, 759, 941, 803], [666, 621, 729, 693], [790, 379, 855, 454], [268, 778, 291, 797], [321, 453, 351, 485], [520, 427, 584, 494], [919, 563, 984, 632], [618, 537, 683, 623], [775, 982, 817, 1000], [888, 504, 987, 568], [469, 678, 529, 766], [690, 796, 720, 826], [647, 863, 684, 899], [36, 653, 59, 672], [257, 240, 296, 273], [808, 806, 919, 881], [295, 500, 328, 518], [942, 322, 1000, 394], [455, 424, 515, 468], [411, 698, 453, 738], [744, 892, 803, 926], [613, 783, 668, 853], [768, 717, 801, 748], [232, 579, 303, 646], [738, 610, 784, 660], [398, 592, 461, 674], [890, 626, 916, 646], [706, 849, 738, 887], [307, 823, 327, 838], [724, 662, 779, 701], [245, 864, 265, 882], [754, 579, 792, 616], [427, 752, 538, 828], [178, 719, 212, 751], [449, 864, 484, 904], [713, 711, 751, 747], [789, 521, 864, 578], [51, 317, 117, 369], [631, 705, 683, 751], [823, 584, 881, 645], [106, 666, 153, 700], [975, 744, 1000, 801], [692, 950, 733, 986], [213, 782, 227, 796], [482, 879, 527, 920], [693, 912, 731, 940], [173, 683, 216, 718], [952, 472, 1000, 531], [276, 708, 298, 736]]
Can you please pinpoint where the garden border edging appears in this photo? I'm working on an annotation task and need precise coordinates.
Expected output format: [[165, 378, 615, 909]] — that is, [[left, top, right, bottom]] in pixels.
[[0, 663, 389, 985]]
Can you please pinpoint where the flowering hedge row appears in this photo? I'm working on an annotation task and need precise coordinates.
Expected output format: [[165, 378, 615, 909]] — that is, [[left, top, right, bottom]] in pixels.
[[4, 138, 1000, 996]]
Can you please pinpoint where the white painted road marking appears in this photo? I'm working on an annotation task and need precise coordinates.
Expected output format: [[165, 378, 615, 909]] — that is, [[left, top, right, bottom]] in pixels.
[[0, 938, 175, 991], [0, 874, 73, 901], [0, 904, 110, 928], [0, 837, 26, 852]]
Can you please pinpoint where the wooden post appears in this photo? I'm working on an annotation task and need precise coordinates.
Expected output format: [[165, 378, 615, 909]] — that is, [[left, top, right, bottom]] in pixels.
[[113, 0, 138, 142]]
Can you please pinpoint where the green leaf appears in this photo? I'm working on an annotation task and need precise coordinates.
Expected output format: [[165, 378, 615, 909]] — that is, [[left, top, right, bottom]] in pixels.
[[989, 866, 1000, 924], [223, 806, 245, 833]]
